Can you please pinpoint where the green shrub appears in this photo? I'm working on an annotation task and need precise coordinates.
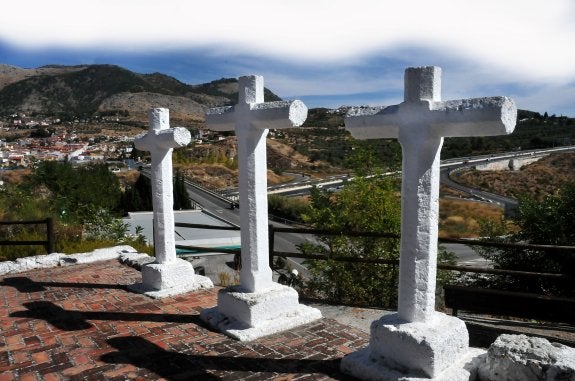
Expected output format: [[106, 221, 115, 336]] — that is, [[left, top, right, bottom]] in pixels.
[[268, 194, 310, 223]]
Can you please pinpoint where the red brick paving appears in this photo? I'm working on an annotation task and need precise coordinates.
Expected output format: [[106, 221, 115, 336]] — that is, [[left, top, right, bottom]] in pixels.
[[0, 260, 368, 380]]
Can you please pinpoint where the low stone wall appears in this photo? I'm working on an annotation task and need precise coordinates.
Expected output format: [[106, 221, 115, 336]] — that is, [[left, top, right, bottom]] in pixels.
[[474, 154, 547, 171], [0, 245, 141, 275]]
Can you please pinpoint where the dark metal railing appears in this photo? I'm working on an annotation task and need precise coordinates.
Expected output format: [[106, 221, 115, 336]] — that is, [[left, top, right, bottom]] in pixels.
[[0, 217, 55, 254], [174, 222, 575, 281]]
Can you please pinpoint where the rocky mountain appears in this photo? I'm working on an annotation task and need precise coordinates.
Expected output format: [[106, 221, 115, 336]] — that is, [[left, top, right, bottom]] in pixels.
[[0, 64, 281, 123]]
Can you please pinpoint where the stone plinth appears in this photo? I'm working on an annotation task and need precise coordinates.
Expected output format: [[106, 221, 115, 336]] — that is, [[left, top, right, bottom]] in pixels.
[[200, 283, 321, 341], [129, 258, 213, 299], [341, 312, 485, 381]]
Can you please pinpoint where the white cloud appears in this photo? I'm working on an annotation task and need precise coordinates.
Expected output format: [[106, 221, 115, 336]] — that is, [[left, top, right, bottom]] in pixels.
[[3, 0, 575, 85], [511, 83, 575, 116]]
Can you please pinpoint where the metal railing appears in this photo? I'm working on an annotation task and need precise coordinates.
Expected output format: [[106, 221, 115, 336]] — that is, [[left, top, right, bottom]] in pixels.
[[174, 222, 575, 282], [0, 217, 55, 254]]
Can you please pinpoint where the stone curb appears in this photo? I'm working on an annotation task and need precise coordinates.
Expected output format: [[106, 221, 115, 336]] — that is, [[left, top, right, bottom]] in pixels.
[[0, 245, 142, 275]]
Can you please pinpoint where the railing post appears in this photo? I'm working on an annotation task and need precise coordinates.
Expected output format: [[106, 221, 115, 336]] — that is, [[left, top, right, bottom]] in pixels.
[[268, 224, 275, 269], [46, 217, 55, 253]]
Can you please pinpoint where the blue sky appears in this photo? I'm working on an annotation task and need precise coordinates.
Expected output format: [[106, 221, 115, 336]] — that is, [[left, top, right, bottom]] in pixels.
[[1, 0, 575, 116]]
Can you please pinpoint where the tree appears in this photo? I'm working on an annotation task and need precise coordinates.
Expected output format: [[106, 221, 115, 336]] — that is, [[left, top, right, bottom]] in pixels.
[[473, 182, 575, 296], [173, 171, 192, 210], [121, 174, 153, 213], [31, 161, 122, 223], [299, 176, 403, 307]]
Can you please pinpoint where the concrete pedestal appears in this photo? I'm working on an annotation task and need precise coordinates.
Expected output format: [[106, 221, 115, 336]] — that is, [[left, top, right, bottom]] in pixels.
[[200, 283, 321, 341], [129, 258, 213, 298], [341, 312, 486, 381]]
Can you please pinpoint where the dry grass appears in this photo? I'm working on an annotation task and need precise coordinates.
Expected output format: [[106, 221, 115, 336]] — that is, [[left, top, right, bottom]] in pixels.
[[0, 169, 31, 184], [455, 153, 575, 200], [438, 198, 505, 238], [440, 184, 469, 198], [115, 170, 140, 191], [176, 163, 294, 189]]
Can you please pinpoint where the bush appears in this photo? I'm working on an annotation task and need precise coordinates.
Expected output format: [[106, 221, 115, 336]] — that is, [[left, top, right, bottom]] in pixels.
[[469, 182, 575, 296], [299, 176, 402, 307], [267, 195, 310, 223]]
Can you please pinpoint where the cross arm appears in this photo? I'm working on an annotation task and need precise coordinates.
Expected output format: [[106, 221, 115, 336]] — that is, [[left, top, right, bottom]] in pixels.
[[345, 105, 401, 139], [205, 106, 236, 131], [134, 127, 191, 151], [248, 100, 308, 130], [431, 96, 517, 137]]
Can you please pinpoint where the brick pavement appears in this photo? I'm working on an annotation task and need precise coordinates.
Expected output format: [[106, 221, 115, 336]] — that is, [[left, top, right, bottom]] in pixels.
[[0, 260, 368, 380]]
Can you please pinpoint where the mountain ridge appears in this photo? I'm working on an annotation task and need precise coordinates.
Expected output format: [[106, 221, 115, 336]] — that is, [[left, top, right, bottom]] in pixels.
[[0, 64, 282, 123]]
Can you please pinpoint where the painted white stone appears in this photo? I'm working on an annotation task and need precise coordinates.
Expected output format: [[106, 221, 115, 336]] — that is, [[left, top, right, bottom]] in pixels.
[[130, 258, 213, 299], [134, 108, 190, 265], [367, 312, 470, 377], [200, 283, 322, 341], [206, 75, 307, 293], [345, 66, 516, 323], [218, 283, 301, 327], [341, 346, 486, 381], [65, 245, 137, 264], [131, 108, 213, 296], [478, 334, 575, 381], [201, 75, 321, 340], [342, 66, 516, 380], [0, 245, 138, 275]]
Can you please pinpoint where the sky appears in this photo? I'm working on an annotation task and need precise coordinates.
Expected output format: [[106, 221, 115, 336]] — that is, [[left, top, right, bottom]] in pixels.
[[1, 0, 575, 116]]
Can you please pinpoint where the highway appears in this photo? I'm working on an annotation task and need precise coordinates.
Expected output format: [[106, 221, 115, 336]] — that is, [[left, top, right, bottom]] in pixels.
[[182, 175, 317, 274], [141, 145, 575, 272]]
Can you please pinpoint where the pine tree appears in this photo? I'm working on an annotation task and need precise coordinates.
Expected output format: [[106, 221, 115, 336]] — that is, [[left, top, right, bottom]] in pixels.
[[173, 171, 192, 210]]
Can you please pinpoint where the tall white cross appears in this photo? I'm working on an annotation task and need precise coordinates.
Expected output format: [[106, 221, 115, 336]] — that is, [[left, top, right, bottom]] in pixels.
[[346, 66, 516, 323], [206, 75, 307, 293], [134, 108, 191, 264]]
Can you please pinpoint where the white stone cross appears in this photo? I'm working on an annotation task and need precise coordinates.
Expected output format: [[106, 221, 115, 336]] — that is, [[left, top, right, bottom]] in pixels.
[[345, 66, 516, 323], [206, 75, 307, 293], [134, 108, 191, 264]]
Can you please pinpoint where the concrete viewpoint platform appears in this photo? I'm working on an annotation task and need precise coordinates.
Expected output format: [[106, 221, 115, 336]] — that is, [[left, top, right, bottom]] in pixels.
[[0, 258, 368, 380]]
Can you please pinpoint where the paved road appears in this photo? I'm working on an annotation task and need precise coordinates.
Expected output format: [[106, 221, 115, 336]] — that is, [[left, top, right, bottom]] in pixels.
[[440, 165, 519, 212], [441, 243, 491, 268], [181, 178, 317, 277]]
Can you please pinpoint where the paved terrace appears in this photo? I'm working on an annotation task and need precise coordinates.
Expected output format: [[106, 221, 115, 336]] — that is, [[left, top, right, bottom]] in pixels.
[[0, 259, 368, 381]]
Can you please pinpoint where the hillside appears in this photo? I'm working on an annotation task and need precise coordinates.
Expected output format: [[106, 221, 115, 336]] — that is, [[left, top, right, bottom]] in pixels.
[[278, 108, 575, 169], [454, 152, 575, 200], [187, 137, 328, 173], [169, 137, 321, 190], [0, 64, 281, 123]]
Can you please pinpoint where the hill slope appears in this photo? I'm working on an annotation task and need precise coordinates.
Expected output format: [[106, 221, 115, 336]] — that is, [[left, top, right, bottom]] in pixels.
[[0, 64, 281, 123]]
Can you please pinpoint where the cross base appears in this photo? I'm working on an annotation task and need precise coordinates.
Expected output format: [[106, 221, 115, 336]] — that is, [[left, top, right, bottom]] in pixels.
[[341, 312, 485, 380], [200, 283, 321, 341], [129, 258, 213, 298]]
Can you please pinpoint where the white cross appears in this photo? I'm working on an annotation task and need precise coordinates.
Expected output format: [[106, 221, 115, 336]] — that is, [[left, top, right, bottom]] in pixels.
[[345, 66, 516, 323], [206, 75, 307, 293], [134, 108, 191, 264]]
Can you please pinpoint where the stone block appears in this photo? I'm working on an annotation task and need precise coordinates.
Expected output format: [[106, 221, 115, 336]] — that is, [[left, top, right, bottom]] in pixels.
[[141, 259, 194, 289], [478, 334, 575, 381], [369, 312, 469, 377], [129, 258, 213, 298], [218, 283, 300, 327], [341, 346, 485, 381], [200, 283, 321, 341], [341, 312, 475, 380]]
